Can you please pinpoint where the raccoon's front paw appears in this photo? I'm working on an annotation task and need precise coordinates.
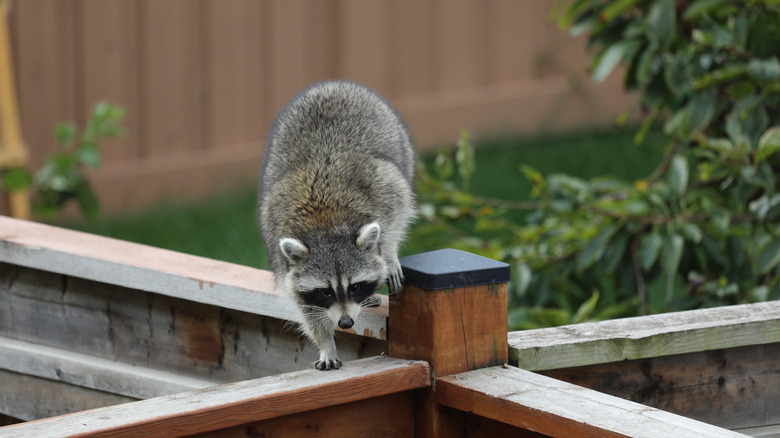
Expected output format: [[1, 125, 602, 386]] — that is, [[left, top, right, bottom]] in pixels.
[[314, 358, 342, 371], [387, 263, 404, 295]]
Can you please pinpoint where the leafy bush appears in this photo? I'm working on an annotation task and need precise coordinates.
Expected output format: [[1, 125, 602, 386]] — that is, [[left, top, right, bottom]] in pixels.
[[416, 0, 780, 328], [1, 101, 125, 218]]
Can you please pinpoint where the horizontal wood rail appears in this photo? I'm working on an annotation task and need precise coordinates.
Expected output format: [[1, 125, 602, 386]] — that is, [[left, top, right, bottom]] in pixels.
[[437, 365, 749, 438], [0, 216, 387, 339], [4, 356, 430, 438], [509, 300, 780, 371]]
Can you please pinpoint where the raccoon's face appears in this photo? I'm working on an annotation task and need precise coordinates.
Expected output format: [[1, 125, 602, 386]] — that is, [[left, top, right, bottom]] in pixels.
[[279, 223, 387, 330]]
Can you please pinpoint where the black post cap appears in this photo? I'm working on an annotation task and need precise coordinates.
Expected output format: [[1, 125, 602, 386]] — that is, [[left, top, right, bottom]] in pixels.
[[399, 248, 510, 290]]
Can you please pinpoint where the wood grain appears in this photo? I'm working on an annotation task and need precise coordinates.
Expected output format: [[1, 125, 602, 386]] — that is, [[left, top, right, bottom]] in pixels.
[[193, 392, 414, 438], [509, 300, 780, 371], [3, 357, 430, 438], [0, 216, 388, 339], [541, 343, 780, 431], [437, 365, 748, 438], [0, 262, 387, 385], [0, 369, 136, 422]]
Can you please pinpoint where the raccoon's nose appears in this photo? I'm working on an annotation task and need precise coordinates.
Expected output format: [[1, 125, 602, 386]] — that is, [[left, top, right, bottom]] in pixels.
[[338, 316, 354, 329]]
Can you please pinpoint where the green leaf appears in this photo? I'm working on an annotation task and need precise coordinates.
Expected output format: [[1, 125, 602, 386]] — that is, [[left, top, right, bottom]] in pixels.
[[77, 147, 101, 168], [639, 231, 663, 271], [757, 239, 780, 274], [1, 168, 33, 191], [757, 126, 780, 162], [572, 291, 600, 324], [667, 154, 689, 196], [576, 225, 617, 272], [647, 0, 676, 46], [683, 0, 730, 20], [592, 40, 638, 83], [747, 57, 780, 84], [513, 262, 532, 298], [661, 233, 684, 276], [55, 122, 77, 147], [602, 0, 640, 21]]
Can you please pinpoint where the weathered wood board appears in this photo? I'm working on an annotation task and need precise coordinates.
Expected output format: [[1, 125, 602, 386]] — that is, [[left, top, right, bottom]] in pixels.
[[0, 263, 387, 384], [437, 365, 749, 438], [541, 342, 780, 431], [3, 357, 430, 438], [508, 301, 780, 371], [193, 392, 414, 438], [0, 369, 136, 422]]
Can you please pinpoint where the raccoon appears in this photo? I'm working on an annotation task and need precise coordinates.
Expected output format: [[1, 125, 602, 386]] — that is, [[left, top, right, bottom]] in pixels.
[[258, 81, 415, 370]]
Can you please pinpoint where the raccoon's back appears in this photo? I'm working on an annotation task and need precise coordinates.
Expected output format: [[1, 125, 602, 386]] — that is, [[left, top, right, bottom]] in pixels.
[[259, 81, 415, 245]]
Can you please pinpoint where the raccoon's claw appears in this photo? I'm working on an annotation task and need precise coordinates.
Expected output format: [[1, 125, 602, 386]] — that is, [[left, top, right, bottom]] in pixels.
[[387, 269, 404, 295], [314, 358, 342, 371]]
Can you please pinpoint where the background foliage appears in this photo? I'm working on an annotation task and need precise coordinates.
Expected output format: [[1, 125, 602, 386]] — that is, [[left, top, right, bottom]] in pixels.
[[417, 0, 780, 329], [1, 101, 124, 218]]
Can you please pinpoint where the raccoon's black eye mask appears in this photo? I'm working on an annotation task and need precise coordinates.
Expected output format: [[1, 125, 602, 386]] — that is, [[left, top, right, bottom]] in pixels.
[[299, 281, 379, 309]]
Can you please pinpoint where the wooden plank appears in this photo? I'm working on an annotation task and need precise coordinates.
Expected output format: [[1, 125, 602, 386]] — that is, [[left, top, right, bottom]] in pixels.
[[433, 0, 488, 91], [269, 0, 311, 112], [10, 0, 79, 168], [541, 343, 780, 432], [389, 0, 434, 97], [204, 0, 265, 152], [0, 369, 135, 422], [437, 365, 748, 438], [0, 216, 388, 339], [192, 392, 414, 438], [3, 357, 430, 438], [0, 263, 387, 384], [337, 0, 391, 95], [140, 0, 204, 156], [0, 336, 216, 400], [78, 0, 141, 164], [508, 301, 780, 371]]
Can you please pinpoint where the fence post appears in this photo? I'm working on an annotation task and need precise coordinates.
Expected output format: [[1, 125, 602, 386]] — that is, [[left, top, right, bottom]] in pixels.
[[389, 248, 510, 437]]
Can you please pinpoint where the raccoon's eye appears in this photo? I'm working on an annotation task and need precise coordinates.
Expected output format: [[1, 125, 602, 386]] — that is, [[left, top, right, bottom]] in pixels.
[[317, 288, 332, 297], [349, 282, 365, 293]]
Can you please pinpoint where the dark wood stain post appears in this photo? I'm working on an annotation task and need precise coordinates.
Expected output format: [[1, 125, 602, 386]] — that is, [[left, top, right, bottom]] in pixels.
[[389, 249, 510, 438]]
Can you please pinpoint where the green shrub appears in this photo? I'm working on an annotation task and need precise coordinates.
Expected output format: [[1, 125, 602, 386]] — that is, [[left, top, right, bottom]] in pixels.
[[416, 0, 780, 328]]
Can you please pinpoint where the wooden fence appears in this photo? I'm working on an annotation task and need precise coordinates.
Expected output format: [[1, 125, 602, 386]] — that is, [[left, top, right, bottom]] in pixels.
[[3, 0, 635, 213], [2, 215, 777, 437]]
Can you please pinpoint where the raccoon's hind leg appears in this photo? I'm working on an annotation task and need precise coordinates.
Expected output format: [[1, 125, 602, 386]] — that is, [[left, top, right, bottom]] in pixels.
[[301, 311, 341, 370]]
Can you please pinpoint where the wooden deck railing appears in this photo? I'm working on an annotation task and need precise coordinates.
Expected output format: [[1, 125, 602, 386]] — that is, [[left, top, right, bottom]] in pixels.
[[1, 215, 773, 437]]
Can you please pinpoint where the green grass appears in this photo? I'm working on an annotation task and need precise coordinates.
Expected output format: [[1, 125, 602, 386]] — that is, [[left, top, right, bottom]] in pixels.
[[59, 127, 667, 270]]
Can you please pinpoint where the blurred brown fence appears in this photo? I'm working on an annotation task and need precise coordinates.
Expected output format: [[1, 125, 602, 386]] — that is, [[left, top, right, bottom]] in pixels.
[[6, 0, 633, 213]]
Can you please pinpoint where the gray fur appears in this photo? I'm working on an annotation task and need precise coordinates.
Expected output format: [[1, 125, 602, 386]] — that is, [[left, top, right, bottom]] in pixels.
[[258, 81, 415, 370]]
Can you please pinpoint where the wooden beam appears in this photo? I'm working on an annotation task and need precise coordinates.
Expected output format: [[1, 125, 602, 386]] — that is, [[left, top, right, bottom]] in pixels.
[[2, 356, 430, 438], [0, 263, 387, 389], [541, 342, 780, 432], [0, 216, 388, 340], [509, 300, 780, 371], [0, 369, 136, 422], [437, 365, 749, 438], [0, 336, 217, 401], [389, 249, 510, 438], [191, 392, 414, 438]]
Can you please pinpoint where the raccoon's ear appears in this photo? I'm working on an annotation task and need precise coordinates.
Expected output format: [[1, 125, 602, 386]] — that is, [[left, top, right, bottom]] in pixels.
[[280, 238, 309, 265], [356, 222, 381, 251]]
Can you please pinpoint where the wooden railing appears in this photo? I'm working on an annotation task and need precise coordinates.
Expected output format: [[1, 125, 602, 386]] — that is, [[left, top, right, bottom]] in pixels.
[[1, 215, 772, 437]]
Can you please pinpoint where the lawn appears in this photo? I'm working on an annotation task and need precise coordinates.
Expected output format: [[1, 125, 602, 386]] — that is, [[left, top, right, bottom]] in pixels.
[[59, 126, 666, 270]]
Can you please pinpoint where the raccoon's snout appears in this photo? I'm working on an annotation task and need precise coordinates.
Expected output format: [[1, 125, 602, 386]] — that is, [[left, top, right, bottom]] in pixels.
[[338, 315, 354, 330]]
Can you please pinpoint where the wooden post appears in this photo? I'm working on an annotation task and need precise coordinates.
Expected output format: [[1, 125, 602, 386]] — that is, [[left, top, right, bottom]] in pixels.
[[389, 248, 510, 438], [0, 0, 30, 220]]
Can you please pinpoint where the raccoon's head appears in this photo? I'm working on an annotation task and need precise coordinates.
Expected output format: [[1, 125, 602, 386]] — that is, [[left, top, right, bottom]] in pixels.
[[278, 222, 387, 330]]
